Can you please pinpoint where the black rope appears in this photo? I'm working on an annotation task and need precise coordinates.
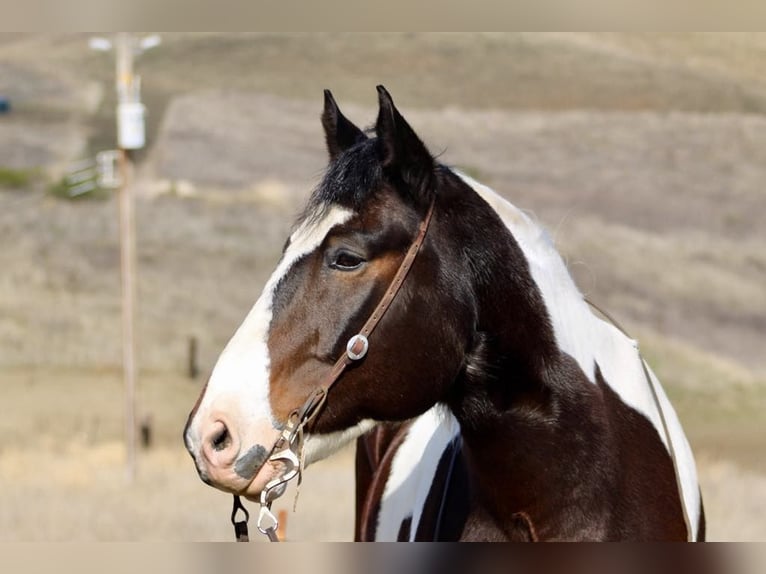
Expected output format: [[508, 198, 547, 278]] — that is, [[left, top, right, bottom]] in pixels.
[[231, 495, 250, 542]]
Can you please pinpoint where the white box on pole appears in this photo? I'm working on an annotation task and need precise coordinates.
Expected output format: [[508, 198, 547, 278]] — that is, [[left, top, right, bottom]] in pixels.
[[117, 101, 146, 150]]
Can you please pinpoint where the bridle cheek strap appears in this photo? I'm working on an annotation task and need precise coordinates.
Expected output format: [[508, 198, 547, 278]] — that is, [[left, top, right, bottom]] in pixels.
[[242, 198, 436, 542], [308, 197, 436, 418], [278, 198, 436, 450]]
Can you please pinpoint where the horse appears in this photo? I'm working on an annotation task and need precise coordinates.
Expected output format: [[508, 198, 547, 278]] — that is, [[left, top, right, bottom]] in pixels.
[[184, 86, 705, 541]]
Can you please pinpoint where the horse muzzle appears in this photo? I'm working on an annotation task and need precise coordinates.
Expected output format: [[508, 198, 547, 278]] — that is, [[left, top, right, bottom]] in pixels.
[[186, 414, 283, 498]]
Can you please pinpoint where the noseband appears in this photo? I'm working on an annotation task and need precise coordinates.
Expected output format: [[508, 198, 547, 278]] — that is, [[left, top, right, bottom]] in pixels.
[[232, 199, 436, 542]]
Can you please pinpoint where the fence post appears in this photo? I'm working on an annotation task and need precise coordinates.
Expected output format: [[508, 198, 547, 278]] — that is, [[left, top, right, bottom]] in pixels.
[[188, 336, 199, 380]]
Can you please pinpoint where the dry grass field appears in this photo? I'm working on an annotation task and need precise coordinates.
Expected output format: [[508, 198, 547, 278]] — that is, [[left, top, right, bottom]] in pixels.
[[0, 368, 358, 541], [1, 33, 765, 541], [0, 369, 763, 541]]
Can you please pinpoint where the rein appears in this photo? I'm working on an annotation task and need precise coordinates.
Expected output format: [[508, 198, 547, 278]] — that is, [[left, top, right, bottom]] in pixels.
[[232, 199, 436, 542]]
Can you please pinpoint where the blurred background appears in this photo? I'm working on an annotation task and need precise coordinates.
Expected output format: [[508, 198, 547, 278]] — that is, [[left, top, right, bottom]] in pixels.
[[0, 32, 764, 541]]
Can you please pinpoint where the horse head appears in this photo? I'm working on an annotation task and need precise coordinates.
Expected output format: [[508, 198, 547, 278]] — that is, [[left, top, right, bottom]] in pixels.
[[184, 87, 481, 499]]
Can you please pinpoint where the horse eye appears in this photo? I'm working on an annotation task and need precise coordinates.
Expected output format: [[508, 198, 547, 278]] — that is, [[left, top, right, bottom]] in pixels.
[[330, 250, 366, 271]]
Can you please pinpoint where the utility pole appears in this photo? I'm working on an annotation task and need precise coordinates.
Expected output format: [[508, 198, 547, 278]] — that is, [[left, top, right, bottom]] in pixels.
[[91, 33, 159, 482], [116, 33, 138, 483]]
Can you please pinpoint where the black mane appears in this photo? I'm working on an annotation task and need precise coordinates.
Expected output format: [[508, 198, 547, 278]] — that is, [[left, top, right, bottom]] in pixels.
[[305, 136, 442, 224]]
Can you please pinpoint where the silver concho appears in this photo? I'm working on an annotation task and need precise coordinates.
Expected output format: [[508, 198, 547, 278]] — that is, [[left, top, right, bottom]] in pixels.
[[346, 334, 369, 361]]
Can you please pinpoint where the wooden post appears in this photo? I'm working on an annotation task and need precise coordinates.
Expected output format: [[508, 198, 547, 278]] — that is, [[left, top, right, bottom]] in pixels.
[[118, 146, 136, 482], [116, 33, 137, 483], [188, 336, 199, 379], [140, 413, 153, 449]]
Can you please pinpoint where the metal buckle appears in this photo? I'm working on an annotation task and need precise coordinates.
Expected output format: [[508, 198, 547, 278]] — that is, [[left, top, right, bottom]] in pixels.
[[346, 334, 369, 360]]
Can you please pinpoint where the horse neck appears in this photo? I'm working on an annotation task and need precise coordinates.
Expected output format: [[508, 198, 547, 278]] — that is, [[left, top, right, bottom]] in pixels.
[[453, 170, 675, 432], [439, 173, 629, 539], [441, 172, 695, 540], [455, 171, 606, 379]]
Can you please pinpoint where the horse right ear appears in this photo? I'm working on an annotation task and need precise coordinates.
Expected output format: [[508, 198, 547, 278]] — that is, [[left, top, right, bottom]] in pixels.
[[375, 85, 435, 203], [321, 89, 366, 162]]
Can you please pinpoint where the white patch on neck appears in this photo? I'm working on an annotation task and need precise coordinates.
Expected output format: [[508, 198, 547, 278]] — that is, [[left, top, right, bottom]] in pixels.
[[303, 419, 378, 466], [187, 205, 354, 451], [456, 171, 600, 383], [376, 406, 461, 541], [454, 170, 701, 539]]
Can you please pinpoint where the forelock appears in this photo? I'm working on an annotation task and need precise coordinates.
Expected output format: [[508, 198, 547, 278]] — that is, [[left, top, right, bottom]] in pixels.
[[305, 138, 382, 219]]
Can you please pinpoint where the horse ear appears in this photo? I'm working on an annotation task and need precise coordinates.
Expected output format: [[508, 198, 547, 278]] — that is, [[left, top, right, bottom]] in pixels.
[[375, 85, 434, 200], [322, 89, 366, 161]]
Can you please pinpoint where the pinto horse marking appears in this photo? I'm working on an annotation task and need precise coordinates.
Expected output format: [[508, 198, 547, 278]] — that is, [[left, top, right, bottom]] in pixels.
[[356, 173, 701, 540], [185, 86, 704, 541]]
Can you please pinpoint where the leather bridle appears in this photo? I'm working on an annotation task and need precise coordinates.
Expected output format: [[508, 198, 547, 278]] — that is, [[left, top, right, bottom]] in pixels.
[[231, 198, 436, 542]]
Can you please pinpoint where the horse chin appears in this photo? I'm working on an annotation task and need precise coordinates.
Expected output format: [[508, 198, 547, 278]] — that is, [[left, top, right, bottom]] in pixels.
[[239, 459, 289, 501], [202, 457, 287, 500]]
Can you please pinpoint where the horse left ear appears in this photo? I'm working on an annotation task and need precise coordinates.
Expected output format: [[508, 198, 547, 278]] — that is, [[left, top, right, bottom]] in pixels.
[[375, 85, 435, 202], [322, 89, 367, 162]]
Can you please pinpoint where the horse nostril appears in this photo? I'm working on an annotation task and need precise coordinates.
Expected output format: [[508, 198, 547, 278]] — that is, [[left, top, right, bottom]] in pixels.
[[210, 424, 231, 452]]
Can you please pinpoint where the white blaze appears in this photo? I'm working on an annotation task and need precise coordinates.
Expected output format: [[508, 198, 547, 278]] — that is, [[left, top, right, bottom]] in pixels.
[[186, 205, 354, 454]]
